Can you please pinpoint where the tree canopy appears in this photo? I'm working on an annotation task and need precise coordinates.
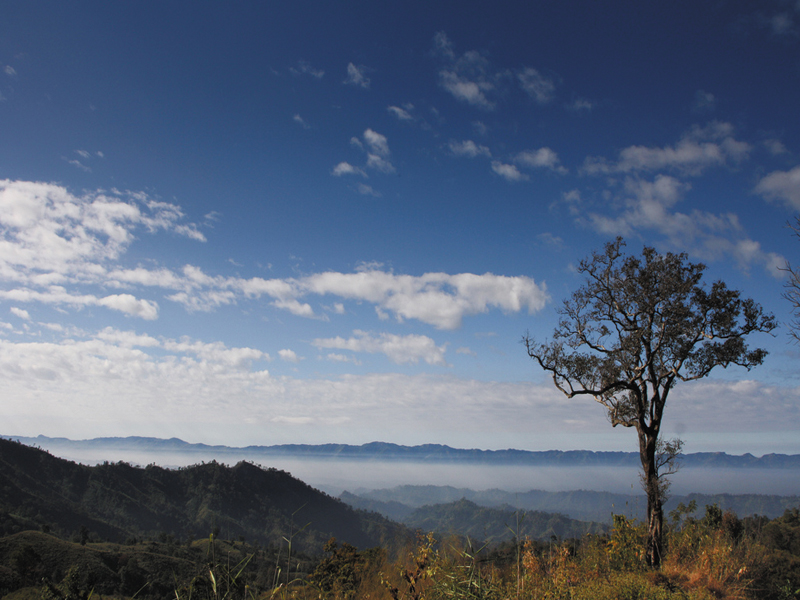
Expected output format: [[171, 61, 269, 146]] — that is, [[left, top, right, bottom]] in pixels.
[[524, 238, 776, 566]]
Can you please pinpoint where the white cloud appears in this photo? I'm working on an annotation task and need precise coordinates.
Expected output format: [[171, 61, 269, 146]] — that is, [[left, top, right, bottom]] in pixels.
[[754, 165, 800, 210], [359, 129, 395, 173], [439, 70, 495, 110], [290, 60, 324, 79], [298, 269, 548, 329], [356, 183, 382, 197], [582, 122, 750, 176], [517, 67, 556, 104], [567, 98, 594, 112], [515, 148, 567, 174], [582, 175, 784, 275], [435, 33, 500, 111], [4, 65, 16, 76], [763, 139, 788, 155], [433, 31, 456, 59], [324, 353, 362, 365], [279, 349, 302, 363], [344, 63, 371, 88], [364, 129, 390, 157], [331, 162, 367, 177], [387, 105, 414, 121], [293, 114, 310, 129], [0, 287, 161, 319], [0, 180, 549, 329], [449, 139, 491, 158], [2, 328, 794, 450], [97, 294, 159, 320], [491, 161, 528, 182], [313, 330, 448, 366], [10, 307, 30, 320]]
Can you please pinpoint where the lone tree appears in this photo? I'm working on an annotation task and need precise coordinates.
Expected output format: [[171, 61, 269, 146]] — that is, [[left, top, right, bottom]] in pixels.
[[524, 238, 775, 567]]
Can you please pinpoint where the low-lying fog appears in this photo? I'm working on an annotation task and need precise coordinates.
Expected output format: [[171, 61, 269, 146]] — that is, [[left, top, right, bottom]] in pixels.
[[49, 446, 799, 497]]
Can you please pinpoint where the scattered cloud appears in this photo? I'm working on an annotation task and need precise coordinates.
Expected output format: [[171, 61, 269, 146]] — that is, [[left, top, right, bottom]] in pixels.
[[449, 139, 491, 158], [517, 67, 556, 104], [491, 161, 528, 182], [4, 66, 16, 76], [290, 60, 324, 79], [10, 307, 30, 320], [693, 90, 716, 113], [356, 183, 381, 197], [387, 105, 414, 121], [324, 352, 362, 365], [582, 121, 750, 176], [313, 330, 448, 366], [455, 346, 476, 356], [362, 129, 395, 173], [331, 162, 367, 177], [567, 97, 594, 112], [293, 114, 310, 129], [344, 63, 371, 88], [763, 139, 788, 155], [581, 174, 784, 275], [754, 165, 800, 210], [279, 348, 302, 363], [515, 148, 567, 174], [435, 32, 499, 110]]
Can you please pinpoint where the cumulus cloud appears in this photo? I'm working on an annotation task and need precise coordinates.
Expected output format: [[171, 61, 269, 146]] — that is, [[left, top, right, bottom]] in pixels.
[[279, 349, 302, 363], [313, 330, 448, 365], [0, 180, 549, 328], [582, 122, 750, 176], [435, 32, 499, 110], [356, 183, 382, 197], [491, 161, 528, 182], [515, 148, 567, 174], [449, 139, 491, 158], [0, 180, 207, 317], [517, 67, 556, 104], [10, 307, 30, 320], [331, 162, 367, 177], [2, 327, 795, 449], [754, 165, 800, 210], [344, 63, 371, 88], [581, 175, 784, 275]]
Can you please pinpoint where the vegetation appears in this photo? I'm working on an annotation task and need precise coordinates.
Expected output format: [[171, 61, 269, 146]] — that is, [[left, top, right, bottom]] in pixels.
[[0, 437, 407, 554], [524, 238, 776, 566], [1, 438, 799, 599]]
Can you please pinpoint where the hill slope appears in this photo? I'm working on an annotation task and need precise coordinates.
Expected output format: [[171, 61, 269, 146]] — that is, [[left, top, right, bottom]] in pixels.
[[0, 438, 406, 553], [402, 498, 607, 543]]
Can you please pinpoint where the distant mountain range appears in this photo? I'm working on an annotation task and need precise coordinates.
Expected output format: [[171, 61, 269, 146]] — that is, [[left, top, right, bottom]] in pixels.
[[5, 435, 800, 468], [341, 485, 800, 524]]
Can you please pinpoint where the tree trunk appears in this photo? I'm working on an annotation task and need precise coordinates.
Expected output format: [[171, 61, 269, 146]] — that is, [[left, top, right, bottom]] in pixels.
[[639, 431, 663, 568]]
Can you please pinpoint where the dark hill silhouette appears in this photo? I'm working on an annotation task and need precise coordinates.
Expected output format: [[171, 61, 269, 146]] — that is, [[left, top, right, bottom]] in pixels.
[[0, 438, 407, 553]]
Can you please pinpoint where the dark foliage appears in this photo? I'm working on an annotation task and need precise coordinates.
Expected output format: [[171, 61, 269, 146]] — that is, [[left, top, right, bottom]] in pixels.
[[0, 437, 409, 554]]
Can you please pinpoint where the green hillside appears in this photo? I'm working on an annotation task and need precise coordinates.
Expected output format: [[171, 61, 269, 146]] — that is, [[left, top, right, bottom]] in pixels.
[[402, 498, 607, 543], [0, 437, 407, 554]]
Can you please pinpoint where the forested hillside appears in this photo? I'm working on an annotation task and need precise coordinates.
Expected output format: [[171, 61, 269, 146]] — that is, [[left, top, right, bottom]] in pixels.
[[0, 438, 407, 553]]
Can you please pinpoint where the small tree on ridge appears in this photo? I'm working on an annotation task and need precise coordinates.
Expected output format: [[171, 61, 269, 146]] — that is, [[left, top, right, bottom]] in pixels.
[[524, 238, 775, 567]]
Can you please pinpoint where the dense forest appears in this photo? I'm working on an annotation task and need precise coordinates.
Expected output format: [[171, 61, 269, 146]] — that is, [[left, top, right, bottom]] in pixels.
[[2, 438, 800, 599]]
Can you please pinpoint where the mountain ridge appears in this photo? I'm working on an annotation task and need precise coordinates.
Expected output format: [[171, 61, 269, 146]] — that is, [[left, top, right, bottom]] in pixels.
[[5, 435, 799, 468]]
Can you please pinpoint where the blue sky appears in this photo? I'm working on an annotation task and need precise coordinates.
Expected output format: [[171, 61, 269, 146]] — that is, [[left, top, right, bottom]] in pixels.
[[1, 1, 800, 454]]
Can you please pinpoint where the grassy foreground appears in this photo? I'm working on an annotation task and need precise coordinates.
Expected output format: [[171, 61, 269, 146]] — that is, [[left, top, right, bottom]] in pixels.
[[2, 504, 799, 600]]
